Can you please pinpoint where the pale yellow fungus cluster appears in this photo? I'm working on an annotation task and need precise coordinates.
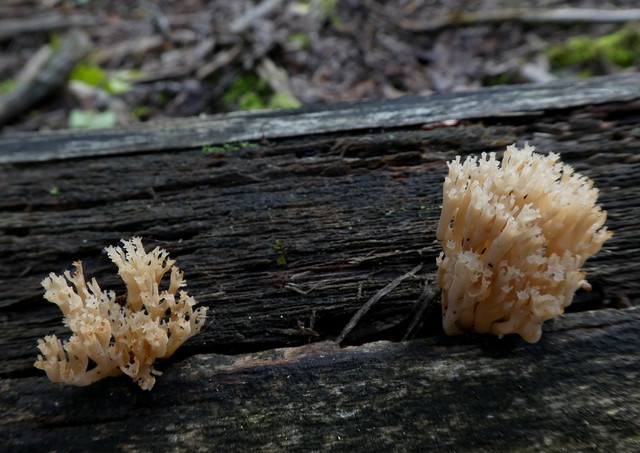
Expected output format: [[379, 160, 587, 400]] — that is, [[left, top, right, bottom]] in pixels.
[[34, 238, 207, 390], [436, 144, 611, 343]]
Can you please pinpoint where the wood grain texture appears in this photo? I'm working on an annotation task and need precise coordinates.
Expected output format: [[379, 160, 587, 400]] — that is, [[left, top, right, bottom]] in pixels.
[[2, 307, 638, 452], [1, 74, 639, 451], [1, 73, 639, 164]]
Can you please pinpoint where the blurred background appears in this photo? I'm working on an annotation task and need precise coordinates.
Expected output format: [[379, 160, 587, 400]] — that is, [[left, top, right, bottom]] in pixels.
[[1, 0, 639, 133]]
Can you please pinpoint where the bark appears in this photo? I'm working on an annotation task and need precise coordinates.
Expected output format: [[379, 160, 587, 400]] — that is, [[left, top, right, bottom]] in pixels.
[[2, 307, 638, 452], [0, 74, 638, 451], [1, 73, 640, 164]]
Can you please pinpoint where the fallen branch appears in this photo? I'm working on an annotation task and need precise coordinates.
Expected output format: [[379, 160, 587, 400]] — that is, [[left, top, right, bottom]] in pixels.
[[395, 8, 640, 32], [0, 28, 91, 127], [336, 263, 423, 344], [0, 12, 101, 40]]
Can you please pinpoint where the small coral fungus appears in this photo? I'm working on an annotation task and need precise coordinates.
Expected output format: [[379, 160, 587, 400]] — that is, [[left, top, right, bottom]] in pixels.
[[34, 238, 207, 390], [436, 144, 612, 343]]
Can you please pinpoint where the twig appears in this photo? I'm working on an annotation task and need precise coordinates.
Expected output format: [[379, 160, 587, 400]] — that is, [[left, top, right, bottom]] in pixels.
[[139, 0, 172, 40], [402, 279, 439, 341], [297, 309, 320, 339], [0, 12, 101, 40], [395, 8, 640, 33], [256, 58, 300, 106], [336, 263, 423, 344], [196, 45, 242, 80], [92, 35, 166, 64], [0, 28, 91, 127], [230, 0, 284, 33], [285, 282, 326, 295]]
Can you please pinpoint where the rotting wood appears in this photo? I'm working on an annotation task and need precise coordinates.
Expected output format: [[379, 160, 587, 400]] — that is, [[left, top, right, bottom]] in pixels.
[[1, 73, 640, 164], [2, 307, 638, 452], [0, 118, 638, 376], [1, 76, 639, 378], [0, 75, 639, 451]]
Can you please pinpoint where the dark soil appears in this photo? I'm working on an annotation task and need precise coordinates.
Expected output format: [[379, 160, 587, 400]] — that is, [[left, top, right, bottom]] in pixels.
[[1, 0, 639, 133]]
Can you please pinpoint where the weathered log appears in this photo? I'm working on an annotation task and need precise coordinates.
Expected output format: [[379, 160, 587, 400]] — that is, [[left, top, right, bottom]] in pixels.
[[2, 307, 638, 452], [0, 74, 639, 451], [1, 73, 640, 163]]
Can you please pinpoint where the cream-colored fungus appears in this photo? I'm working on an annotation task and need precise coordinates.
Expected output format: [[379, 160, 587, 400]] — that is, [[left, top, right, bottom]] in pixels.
[[436, 144, 611, 343], [35, 238, 207, 390]]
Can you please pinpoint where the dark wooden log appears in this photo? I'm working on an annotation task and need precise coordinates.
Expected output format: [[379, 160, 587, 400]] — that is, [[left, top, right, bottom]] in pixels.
[[1, 72, 640, 164], [2, 307, 638, 452], [1, 73, 638, 451]]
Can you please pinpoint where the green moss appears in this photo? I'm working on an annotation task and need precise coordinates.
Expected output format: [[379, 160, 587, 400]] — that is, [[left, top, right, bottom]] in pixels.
[[547, 25, 640, 71], [223, 73, 301, 111], [0, 79, 17, 95], [484, 73, 512, 86], [273, 240, 287, 266], [317, 0, 341, 26], [69, 64, 135, 94], [49, 34, 61, 50], [133, 105, 151, 120], [202, 141, 257, 153], [223, 74, 264, 109], [268, 92, 302, 109], [238, 91, 265, 110], [288, 32, 311, 50]]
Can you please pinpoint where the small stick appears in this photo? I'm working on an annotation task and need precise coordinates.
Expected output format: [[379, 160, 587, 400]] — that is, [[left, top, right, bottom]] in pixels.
[[336, 263, 423, 345], [402, 279, 439, 341], [230, 0, 284, 33], [0, 28, 91, 126], [395, 8, 640, 33], [0, 12, 100, 40]]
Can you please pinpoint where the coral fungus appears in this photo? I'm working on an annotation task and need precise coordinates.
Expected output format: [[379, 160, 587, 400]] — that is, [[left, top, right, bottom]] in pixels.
[[436, 144, 612, 343], [34, 238, 207, 390]]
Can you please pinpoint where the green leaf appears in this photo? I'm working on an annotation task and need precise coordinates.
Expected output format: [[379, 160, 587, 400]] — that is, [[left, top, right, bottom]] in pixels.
[[105, 78, 130, 95], [69, 109, 117, 129], [69, 64, 134, 94], [288, 32, 311, 50], [268, 92, 301, 109], [70, 64, 107, 87], [547, 25, 640, 70]]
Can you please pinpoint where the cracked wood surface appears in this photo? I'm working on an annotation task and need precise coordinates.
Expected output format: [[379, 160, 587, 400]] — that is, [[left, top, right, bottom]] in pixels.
[[1, 73, 640, 164], [1, 74, 639, 451], [2, 307, 639, 452]]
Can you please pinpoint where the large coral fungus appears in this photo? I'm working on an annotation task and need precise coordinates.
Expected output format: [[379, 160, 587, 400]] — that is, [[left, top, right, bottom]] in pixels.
[[436, 144, 612, 343], [34, 238, 207, 390]]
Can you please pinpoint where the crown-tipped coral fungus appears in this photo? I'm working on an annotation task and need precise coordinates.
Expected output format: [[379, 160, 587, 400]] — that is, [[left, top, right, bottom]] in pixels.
[[436, 144, 612, 343], [34, 238, 207, 390]]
